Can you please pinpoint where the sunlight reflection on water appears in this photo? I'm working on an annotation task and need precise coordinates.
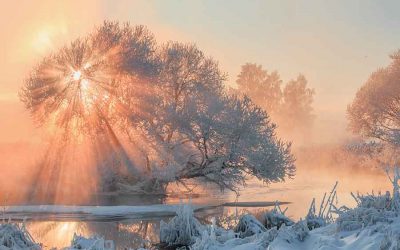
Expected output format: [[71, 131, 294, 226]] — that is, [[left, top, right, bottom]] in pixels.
[[21, 166, 393, 249]]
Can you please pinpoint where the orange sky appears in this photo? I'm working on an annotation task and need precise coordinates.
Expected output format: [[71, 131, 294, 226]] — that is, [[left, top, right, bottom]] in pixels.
[[1, 0, 400, 145]]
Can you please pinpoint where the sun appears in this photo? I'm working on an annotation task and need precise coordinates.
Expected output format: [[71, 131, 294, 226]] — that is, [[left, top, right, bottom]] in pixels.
[[72, 70, 82, 81]]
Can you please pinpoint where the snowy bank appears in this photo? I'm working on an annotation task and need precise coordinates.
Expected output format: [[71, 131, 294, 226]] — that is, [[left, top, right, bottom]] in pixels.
[[2, 204, 194, 221], [158, 169, 400, 250]]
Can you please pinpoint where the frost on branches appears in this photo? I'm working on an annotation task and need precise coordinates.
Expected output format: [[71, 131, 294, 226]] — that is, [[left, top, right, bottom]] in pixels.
[[20, 21, 295, 196]]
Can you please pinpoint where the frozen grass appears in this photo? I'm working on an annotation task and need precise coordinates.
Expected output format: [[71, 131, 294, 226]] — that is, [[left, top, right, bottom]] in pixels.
[[65, 234, 114, 250], [160, 203, 205, 247], [0, 222, 40, 250], [158, 167, 400, 249], [262, 201, 294, 229]]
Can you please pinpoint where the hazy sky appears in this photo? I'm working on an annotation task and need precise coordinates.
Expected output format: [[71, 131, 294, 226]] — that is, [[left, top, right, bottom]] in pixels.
[[1, 0, 400, 143]]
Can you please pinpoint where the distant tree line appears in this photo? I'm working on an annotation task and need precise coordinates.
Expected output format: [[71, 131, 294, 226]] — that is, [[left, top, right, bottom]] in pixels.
[[232, 63, 315, 142]]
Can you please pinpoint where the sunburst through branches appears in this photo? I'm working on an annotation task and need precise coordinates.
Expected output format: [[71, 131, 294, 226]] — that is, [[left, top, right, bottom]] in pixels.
[[20, 22, 159, 203], [20, 22, 294, 203]]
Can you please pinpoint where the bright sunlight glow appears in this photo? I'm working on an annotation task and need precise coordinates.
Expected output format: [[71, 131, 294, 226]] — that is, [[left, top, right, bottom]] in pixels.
[[81, 79, 90, 92], [72, 70, 82, 81]]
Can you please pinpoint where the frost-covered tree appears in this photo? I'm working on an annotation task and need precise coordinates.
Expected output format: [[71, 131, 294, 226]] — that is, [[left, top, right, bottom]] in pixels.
[[122, 43, 295, 192], [347, 51, 400, 164], [236, 64, 315, 142], [20, 21, 295, 195], [236, 63, 282, 115], [348, 51, 400, 146], [279, 74, 315, 133]]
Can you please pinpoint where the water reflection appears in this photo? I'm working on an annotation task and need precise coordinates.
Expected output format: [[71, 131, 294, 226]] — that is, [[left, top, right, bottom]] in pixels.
[[27, 222, 86, 249], [26, 220, 161, 249], [24, 206, 276, 249], [7, 146, 397, 249], [18, 167, 395, 249]]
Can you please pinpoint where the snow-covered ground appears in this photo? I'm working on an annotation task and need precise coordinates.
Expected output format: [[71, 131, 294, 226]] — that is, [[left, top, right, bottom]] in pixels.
[[2, 204, 183, 220], [156, 169, 400, 250], [157, 202, 400, 250]]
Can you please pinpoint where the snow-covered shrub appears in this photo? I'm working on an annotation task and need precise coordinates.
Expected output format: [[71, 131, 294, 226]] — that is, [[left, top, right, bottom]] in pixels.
[[160, 203, 204, 247], [254, 228, 279, 248], [271, 222, 309, 246], [336, 206, 396, 231], [0, 223, 40, 250], [290, 220, 309, 241], [335, 168, 400, 232], [379, 228, 400, 250], [191, 227, 276, 250], [254, 220, 309, 249], [208, 217, 236, 243], [192, 233, 259, 250], [234, 214, 266, 238], [65, 234, 114, 250], [190, 230, 230, 250], [305, 182, 339, 230], [351, 191, 391, 210], [262, 202, 294, 229]]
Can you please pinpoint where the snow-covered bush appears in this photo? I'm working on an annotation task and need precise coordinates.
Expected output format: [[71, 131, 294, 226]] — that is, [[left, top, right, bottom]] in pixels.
[[336, 198, 396, 231], [336, 169, 400, 232], [0, 223, 40, 250], [65, 234, 114, 250], [253, 228, 279, 248], [234, 214, 266, 238], [268, 220, 309, 248], [335, 168, 400, 232], [190, 230, 241, 250], [191, 226, 278, 250], [290, 220, 309, 241], [352, 191, 391, 210], [262, 202, 294, 229], [305, 182, 339, 230], [379, 228, 400, 250], [160, 203, 204, 247]]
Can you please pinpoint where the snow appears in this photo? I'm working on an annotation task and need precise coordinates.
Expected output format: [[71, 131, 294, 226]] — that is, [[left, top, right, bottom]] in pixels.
[[234, 214, 266, 238], [158, 169, 400, 250], [189, 215, 400, 250], [0, 223, 40, 249], [65, 234, 114, 250], [1, 204, 207, 220], [160, 203, 204, 246], [263, 202, 294, 229]]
